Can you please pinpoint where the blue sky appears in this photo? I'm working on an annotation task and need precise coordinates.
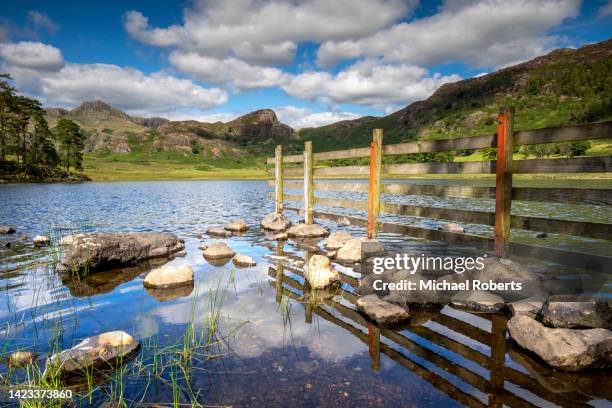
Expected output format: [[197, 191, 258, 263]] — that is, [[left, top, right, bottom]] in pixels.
[[1, 0, 611, 128]]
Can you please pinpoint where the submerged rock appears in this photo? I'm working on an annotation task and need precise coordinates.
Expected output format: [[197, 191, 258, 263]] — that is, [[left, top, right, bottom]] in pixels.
[[324, 231, 353, 250], [538, 296, 611, 329], [356, 294, 410, 326], [439, 223, 465, 233], [287, 223, 329, 238], [205, 228, 232, 238], [58, 233, 185, 274], [201, 242, 236, 259], [451, 290, 505, 313], [305, 255, 339, 289], [233, 254, 257, 267], [336, 238, 385, 263], [261, 212, 292, 231], [224, 219, 249, 232], [0, 226, 15, 234], [507, 315, 611, 371], [44, 331, 139, 378], [33, 235, 50, 246], [8, 351, 37, 367], [144, 264, 194, 289]]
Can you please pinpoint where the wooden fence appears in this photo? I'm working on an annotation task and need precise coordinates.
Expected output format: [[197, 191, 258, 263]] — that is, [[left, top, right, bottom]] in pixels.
[[267, 110, 612, 269]]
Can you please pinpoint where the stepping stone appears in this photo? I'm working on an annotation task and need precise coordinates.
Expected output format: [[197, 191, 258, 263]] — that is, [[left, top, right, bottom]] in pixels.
[[144, 264, 194, 288], [201, 242, 236, 259], [224, 220, 248, 232], [325, 231, 353, 250], [336, 238, 385, 263], [356, 294, 410, 326], [233, 254, 257, 267], [261, 212, 292, 231], [206, 228, 232, 238], [538, 295, 611, 329], [305, 255, 340, 289], [287, 223, 329, 238], [451, 290, 505, 313]]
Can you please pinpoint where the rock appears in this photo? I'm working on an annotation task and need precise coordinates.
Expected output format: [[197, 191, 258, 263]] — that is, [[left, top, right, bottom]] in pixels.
[[58, 233, 185, 274], [44, 331, 139, 378], [233, 254, 257, 267], [224, 219, 248, 232], [268, 231, 288, 240], [507, 315, 612, 371], [205, 228, 232, 238], [146, 285, 194, 302], [8, 351, 37, 367], [536, 232, 548, 238], [4, 242, 10, 248], [507, 295, 545, 318], [451, 290, 505, 313], [0, 226, 15, 234], [287, 223, 329, 238], [261, 212, 292, 231], [388, 271, 447, 309], [144, 264, 194, 289], [59, 234, 84, 246], [439, 223, 464, 233], [466, 257, 542, 301], [336, 238, 385, 263], [305, 255, 340, 289], [201, 242, 236, 259], [20, 235, 28, 241], [538, 296, 611, 329], [324, 231, 353, 250], [356, 294, 410, 326], [33, 235, 50, 246]]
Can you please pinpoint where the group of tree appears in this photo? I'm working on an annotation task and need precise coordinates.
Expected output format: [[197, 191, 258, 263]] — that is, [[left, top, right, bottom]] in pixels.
[[0, 74, 85, 173]]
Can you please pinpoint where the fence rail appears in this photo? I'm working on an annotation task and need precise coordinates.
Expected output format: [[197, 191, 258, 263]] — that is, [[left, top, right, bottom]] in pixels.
[[267, 110, 612, 264]]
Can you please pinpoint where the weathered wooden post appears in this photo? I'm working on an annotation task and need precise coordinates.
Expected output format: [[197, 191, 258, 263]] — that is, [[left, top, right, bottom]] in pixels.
[[494, 107, 514, 257], [488, 314, 507, 407], [368, 323, 381, 371], [275, 240, 285, 304], [304, 141, 314, 224], [367, 129, 383, 239], [275, 145, 284, 214]]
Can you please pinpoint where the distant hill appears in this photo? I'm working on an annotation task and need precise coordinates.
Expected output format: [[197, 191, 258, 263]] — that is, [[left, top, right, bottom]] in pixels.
[[297, 38, 612, 153]]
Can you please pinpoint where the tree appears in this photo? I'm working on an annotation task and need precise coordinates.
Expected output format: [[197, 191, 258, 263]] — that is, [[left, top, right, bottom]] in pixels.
[[55, 118, 86, 171], [0, 74, 16, 160]]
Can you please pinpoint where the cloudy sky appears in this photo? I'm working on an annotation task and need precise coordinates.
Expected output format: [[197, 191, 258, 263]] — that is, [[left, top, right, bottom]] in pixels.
[[1, 0, 611, 128]]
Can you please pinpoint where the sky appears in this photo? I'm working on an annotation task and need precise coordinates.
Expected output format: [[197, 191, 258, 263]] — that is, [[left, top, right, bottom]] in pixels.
[[0, 0, 611, 128]]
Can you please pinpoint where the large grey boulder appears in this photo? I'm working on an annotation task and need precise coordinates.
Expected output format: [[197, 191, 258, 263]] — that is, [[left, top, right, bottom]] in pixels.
[[336, 238, 385, 263], [324, 231, 353, 250], [224, 219, 249, 232], [305, 255, 340, 289], [287, 223, 329, 238], [356, 294, 410, 326], [59, 233, 185, 274], [44, 331, 139, 378], [507, 315, 611, 371], [144, 264, 194, 289], [201, 242, 235, 259], [0, 226, 15, 234], [538, 296, 611, 329], [451, 290, 505, 313], [261, 212, 292, 232]]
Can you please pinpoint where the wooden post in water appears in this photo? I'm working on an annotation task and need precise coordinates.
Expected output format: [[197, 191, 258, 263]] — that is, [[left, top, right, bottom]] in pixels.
[[304, 141, 314, 224], [275, 145, 284, 214], [368, 323, 381, 371], [494, 107, 514, 257], [274, 241, 285, 304], [368, 129, 383, 239], [488, 314, 507, 407]]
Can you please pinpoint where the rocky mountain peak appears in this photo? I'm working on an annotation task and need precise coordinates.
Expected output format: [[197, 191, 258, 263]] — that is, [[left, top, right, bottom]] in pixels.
[[71, 100, 131, 120]]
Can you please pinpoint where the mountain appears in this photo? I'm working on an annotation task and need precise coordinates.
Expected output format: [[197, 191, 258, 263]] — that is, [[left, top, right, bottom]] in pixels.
[[45, 102, 295, 160], [297, 39, 612, 153]]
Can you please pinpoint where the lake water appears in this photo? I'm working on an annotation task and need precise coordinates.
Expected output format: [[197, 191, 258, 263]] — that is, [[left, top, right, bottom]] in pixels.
[[0, 180, 610, 407]]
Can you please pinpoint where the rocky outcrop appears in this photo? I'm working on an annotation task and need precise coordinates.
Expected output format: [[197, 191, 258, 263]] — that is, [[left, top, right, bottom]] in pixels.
[[324, 231, 353, 250], [58, 233, 185, 274], [507, 315, 611, 371], [305, 255, 340, 289], [261, 212, 291, 231], [205, 228, 232, 238], [538, 296, 611, 329], [44, 331, 139, 378], [201, 242, 235, 260], [144, 264, 194, 289], [336, 238, 385, 263], [356, 294, 410, 326], [233, 254, 257, 267], [451, 290, 505, 313], [287, 223, 329, 238], [224, 220, 249, 232], [0, 226, 15, 234]]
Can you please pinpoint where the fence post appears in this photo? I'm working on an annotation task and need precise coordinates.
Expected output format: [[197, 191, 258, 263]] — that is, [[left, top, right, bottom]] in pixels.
[[488, 314, 507, 407], [368, 129, 383, 239], [275, 145, 283, 214], [304, 141, 314, 224], [494, 107, 514, 257], [368, 323, 381, 371]]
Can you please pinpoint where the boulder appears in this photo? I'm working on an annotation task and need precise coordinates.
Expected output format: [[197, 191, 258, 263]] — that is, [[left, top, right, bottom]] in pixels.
[[33, 235, 50, 246], [58, 233, 185, 274], [451, 290, 505, 313], [388, 271, 447, 309], [506, 295, 545, 318], [336, 238, 385, 263], [44, 331, 139, 378], [305, 255, 340, 289], [205, 228, 232, 238], [233, 254, 257, 267], [287, 223, 329, 238], [439, 223, 465, 233], [59, 234, 84, 246], [356, 294, 410, 326], [8, 351, 37, 367], [144, 264, 194, 289], [201, 242, 235, 259], [224, 220, 249, 232], [0, 226, 15, 234], [538, 296, 611, 329], [324, 231, 353, 250], [467, 257, 542, 300], [261, 212, 292, 231], [507, 315, 611, 371]]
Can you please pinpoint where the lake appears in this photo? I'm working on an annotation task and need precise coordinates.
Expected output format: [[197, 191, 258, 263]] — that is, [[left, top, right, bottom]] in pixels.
[[0, 180, 610, 407]]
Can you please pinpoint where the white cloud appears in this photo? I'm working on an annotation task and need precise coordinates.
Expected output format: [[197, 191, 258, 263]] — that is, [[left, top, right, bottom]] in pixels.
[[27, 11, 59, 34], [162, 110, 241, 123], [599, 0, 612, 16], [316, 0, 581, 68], [0, 41, 64, 71], [125, 0, 416, 65], [275, 106, 362, 128]]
